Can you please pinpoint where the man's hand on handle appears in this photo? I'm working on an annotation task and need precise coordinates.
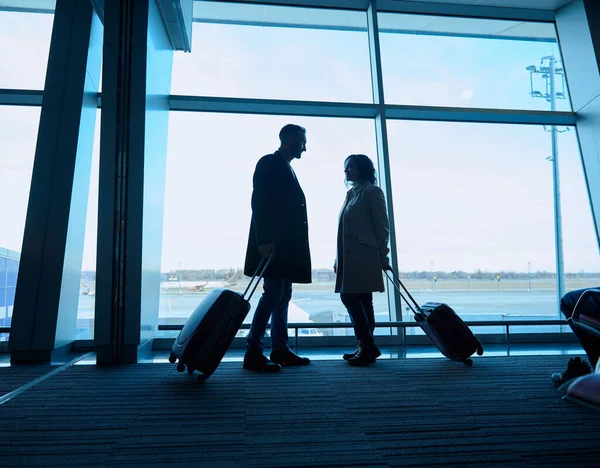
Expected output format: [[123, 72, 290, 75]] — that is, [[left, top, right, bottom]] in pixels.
[[258, 242, 276, 259]]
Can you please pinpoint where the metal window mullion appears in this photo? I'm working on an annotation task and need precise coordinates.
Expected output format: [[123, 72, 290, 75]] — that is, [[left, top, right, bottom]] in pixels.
[[167, 95, 575, 126], [0, 89, 44, 106], [367, 0, 402, 340]]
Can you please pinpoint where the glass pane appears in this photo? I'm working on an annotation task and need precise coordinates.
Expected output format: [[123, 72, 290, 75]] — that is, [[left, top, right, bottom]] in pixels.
[[6, 285, 15, 319], [388, 121, 562, 334], [172, 3, 372, 102], [160, 112, 378, 337], [0, 287, 5, 317], [559, 128, 600, 291], [76, 111, 100, 340], [6, 257, 18, 287], [0, 11, 54, 89], [379, 13, 571, 111], [0, 106, 39, 253]]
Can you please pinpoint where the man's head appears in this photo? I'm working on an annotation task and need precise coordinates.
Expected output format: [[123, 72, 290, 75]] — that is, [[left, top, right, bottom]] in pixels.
[[279, 124, 307, 160]]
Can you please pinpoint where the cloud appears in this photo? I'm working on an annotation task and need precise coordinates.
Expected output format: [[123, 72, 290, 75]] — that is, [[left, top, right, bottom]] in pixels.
[[460, 89, 474, 100]]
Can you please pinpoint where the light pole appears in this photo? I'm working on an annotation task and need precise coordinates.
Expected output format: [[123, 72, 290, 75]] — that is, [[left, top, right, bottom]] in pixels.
[[430, 261, 434, 292], [178, 260, 183, 296], [526, 56, 567, 316]]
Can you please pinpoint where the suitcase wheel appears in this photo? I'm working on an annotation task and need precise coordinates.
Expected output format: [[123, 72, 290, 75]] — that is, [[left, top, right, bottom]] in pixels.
[[168, 352, 177, 364], [476, 346, 484, 356], [176, 362, 186, 372], [463, 358, 473, 367], [187, 365, 195, 374]]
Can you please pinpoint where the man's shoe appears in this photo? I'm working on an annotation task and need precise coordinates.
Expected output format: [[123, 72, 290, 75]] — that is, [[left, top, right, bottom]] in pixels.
[[343, 341, 362, 361], [551, 356, 592, 387], [270, 348, 310, 366], [243, 350, 281, 373]]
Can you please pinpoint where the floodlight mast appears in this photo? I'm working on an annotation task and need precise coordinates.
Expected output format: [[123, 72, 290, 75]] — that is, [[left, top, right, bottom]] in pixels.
[[526, 56, 567, 316]]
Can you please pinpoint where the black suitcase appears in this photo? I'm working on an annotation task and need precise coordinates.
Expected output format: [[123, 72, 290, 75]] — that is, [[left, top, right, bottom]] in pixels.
[[169, 257, 271, 382], [386, 269, 484, 366]]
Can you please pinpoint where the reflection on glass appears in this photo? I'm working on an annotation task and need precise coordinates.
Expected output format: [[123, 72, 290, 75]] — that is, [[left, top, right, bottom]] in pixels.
[[0, 11, 54, 89], [0, 106, 40, 338], [0, 249, 19, 341], [387, 121, 597, 334], [76, 112, 101, 340], [172, 4, 371, 102], [379, 13, 572, 111], [160, 112, 380, 337]]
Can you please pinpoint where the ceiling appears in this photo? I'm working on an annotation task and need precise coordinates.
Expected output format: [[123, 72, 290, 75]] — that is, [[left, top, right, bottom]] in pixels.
[[0, 0, 576, 15]]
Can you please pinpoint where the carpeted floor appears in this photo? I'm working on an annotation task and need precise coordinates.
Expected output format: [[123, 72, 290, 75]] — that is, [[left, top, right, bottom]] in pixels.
[[1, 355, 599, 467]]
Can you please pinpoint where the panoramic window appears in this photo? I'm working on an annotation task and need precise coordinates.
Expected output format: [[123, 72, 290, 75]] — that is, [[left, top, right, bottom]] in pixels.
[[0, 11, 54, 89], [172, 2, 372, 102], [161, 6, 595, 344], [379, 13, 571, 111], [386, 120, 598, 334], [160, 112, 379, 337]]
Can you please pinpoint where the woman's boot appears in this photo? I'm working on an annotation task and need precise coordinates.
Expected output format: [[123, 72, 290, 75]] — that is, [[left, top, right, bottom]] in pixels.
[[343, 340, 362, 361], [348, 339, 381, 367]]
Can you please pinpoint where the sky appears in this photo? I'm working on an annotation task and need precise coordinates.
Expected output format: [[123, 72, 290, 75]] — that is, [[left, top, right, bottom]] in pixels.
[[0, 7, 598, 277]]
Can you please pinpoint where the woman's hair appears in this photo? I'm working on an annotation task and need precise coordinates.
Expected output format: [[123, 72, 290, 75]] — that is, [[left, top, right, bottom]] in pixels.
[[345, 154, 377, 185]]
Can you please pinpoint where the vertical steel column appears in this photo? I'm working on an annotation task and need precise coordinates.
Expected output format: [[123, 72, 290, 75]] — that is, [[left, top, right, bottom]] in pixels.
[[95, 0, 173, 364], [548, 57, 566, 313], [9, 0, 101, 363], [95, 0, 146, 365], [366, 0, 403, 342]]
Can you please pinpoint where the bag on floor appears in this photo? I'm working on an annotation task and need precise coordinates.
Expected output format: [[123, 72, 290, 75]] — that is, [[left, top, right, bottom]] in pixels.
[[386, 269, 484, 366], [169, 256, 271, 382]]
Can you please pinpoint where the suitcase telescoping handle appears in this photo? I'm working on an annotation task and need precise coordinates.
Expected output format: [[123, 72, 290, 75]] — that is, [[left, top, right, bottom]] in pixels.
[[384, 268, 423, 317], [242, 254, 273, 301]]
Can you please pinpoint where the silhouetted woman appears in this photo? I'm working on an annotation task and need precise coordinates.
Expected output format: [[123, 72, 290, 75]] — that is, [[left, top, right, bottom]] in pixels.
[[334, 154, 390, 366]]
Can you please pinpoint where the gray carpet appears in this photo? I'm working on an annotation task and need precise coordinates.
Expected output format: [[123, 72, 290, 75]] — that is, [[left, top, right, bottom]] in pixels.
[[1, 355, 599, 467], [0, 364, 55, 395]]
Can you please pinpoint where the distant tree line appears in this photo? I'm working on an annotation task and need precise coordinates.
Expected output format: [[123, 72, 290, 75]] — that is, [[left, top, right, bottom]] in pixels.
[[81, 269, 600, 282], [161, 268, 241, 281], [159, 268, 600, 282], [397, 270, 600, 281]]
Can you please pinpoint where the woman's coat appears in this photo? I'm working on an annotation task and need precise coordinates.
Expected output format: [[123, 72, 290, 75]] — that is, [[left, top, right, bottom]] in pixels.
[[335, 183, 390, 294]]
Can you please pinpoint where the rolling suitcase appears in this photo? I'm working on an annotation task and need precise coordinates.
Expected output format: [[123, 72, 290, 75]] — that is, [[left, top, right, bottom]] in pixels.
[[386, 269, 484, 366], [169, 256, 271, 383]]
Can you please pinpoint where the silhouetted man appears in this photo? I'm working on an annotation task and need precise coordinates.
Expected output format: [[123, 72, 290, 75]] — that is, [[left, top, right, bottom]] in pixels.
[[243, 124, 312, 372]]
